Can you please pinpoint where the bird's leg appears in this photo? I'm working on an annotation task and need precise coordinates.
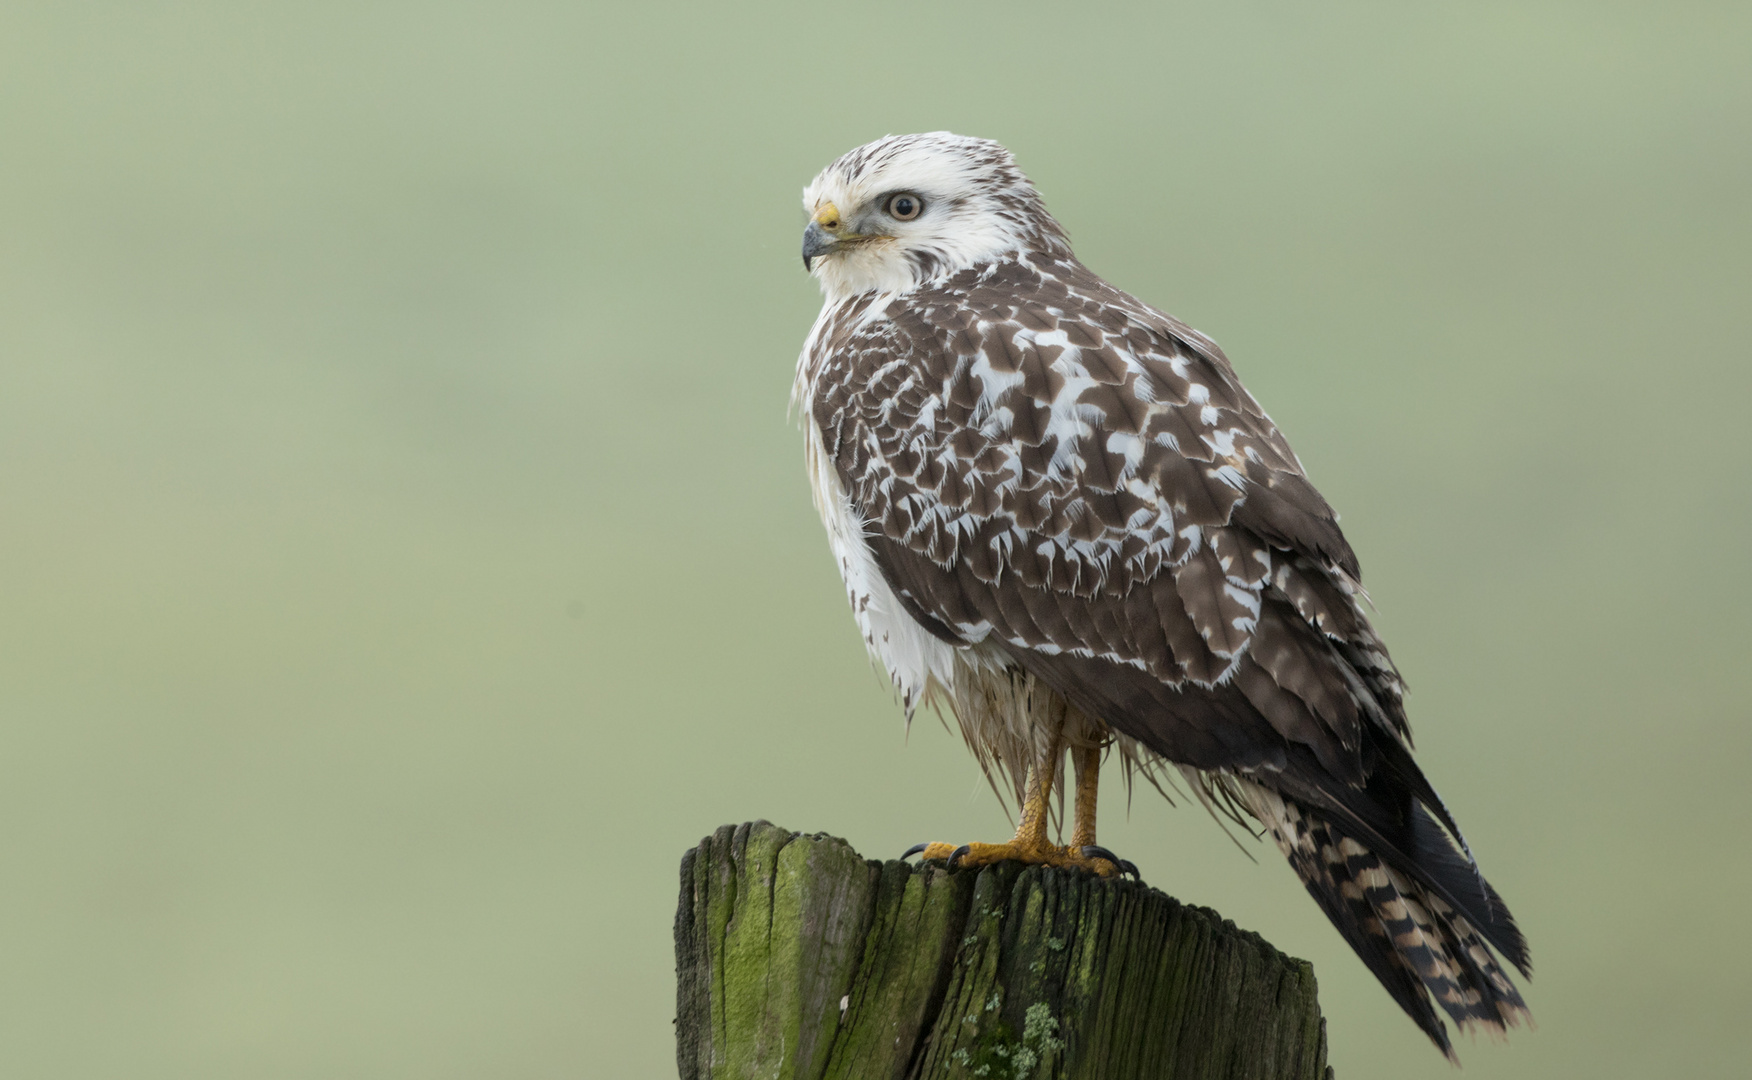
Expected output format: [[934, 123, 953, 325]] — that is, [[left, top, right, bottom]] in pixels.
[[1068, 742, 1139, 878], [1069, 742, 1100, 851], [904, 718, 1133, 877], [1000, 721, 1064, 856]]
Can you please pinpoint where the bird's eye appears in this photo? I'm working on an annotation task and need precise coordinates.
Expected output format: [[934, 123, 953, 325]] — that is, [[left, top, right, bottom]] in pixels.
[[886, 193, 924, 221]]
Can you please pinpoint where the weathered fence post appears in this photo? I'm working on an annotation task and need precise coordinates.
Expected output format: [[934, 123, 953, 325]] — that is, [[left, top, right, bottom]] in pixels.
[[675, 821, 1333, 1080]]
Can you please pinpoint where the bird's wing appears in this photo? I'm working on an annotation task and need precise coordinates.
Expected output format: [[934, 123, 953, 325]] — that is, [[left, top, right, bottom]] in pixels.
[[808, 253, 1403, 782]]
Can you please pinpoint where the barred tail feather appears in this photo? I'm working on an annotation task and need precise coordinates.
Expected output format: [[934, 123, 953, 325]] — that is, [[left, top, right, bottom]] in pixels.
[[1241, 782, 1531, 1059]]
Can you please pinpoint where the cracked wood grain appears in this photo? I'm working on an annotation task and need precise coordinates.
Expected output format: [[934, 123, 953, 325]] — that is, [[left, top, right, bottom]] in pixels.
[[676, 822, 1333, 1080]]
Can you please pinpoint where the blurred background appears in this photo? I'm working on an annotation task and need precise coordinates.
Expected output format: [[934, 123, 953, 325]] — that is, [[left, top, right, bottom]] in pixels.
[[1, 2, 1747, 1077]]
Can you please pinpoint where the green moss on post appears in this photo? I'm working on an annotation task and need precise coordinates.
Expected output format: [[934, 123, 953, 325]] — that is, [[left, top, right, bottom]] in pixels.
[[676, 822, 1333, 1080]]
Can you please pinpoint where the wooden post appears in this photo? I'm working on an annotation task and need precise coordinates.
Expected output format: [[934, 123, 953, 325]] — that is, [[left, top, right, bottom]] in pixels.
[[675, 821, 1333, 1080]]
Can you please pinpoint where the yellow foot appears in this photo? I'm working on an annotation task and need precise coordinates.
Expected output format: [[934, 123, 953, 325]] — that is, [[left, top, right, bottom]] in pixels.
[[902, 841, 1138, 879]]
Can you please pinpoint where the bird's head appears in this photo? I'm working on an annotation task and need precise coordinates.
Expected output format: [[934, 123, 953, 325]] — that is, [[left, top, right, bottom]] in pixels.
[[801, 132, 1071, 300]]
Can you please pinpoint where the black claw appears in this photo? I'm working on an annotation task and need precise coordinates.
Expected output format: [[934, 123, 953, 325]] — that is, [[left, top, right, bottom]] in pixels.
[[947, 844, 972, 870], [901, 843, 929, 860], [1081, 845, 1142, 879]]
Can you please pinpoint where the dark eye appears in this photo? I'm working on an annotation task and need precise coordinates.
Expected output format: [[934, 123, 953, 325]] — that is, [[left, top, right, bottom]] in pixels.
[[885, 193, 924, 221]]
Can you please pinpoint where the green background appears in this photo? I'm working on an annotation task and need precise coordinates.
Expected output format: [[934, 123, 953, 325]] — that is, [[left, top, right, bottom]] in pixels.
[[2, 2, 1747, 1076]]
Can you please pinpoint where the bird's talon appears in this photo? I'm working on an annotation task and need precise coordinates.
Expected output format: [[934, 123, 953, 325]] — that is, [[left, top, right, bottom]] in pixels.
[[947, 844, 972, 870], [1080, 845, 1141, 879], [903, 842, 961, 864]]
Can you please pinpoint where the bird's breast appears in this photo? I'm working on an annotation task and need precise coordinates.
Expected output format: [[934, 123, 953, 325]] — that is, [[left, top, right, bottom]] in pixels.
[[802, 410, 957, 717]]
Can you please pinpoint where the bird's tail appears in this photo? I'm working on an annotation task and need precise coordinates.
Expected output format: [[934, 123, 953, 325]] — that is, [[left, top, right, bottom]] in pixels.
[[1240, 781, 1531, 1059]]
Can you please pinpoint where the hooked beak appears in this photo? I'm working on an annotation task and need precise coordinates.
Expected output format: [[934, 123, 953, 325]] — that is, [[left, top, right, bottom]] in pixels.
[[801, 200, 882, 272], [801, 220, 836, 271]]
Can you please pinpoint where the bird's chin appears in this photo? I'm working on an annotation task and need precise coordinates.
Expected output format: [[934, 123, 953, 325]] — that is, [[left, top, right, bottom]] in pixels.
[[812, 242, 915, 300]]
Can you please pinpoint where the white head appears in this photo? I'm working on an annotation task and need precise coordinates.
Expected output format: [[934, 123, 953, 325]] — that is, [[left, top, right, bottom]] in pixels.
[[800, 132, 1072, 301]]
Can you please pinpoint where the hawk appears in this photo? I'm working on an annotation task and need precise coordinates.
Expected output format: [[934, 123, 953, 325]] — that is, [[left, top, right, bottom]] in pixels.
[[794, 132, 1529, 1057]]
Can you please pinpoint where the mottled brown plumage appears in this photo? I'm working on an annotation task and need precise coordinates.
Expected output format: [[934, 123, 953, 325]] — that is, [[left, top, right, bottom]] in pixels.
[[795, 132, 1530, 1057]]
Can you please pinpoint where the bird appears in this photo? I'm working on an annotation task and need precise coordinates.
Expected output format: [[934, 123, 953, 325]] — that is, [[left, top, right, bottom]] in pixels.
[[792, 132, 1529, 1058]]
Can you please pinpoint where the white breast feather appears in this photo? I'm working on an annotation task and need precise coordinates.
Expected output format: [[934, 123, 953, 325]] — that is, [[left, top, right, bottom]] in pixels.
[[802, 418, 957, 715]]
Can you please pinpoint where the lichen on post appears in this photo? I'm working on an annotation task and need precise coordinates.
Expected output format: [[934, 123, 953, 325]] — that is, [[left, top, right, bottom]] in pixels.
[[675, 821, 1333, 1080]]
